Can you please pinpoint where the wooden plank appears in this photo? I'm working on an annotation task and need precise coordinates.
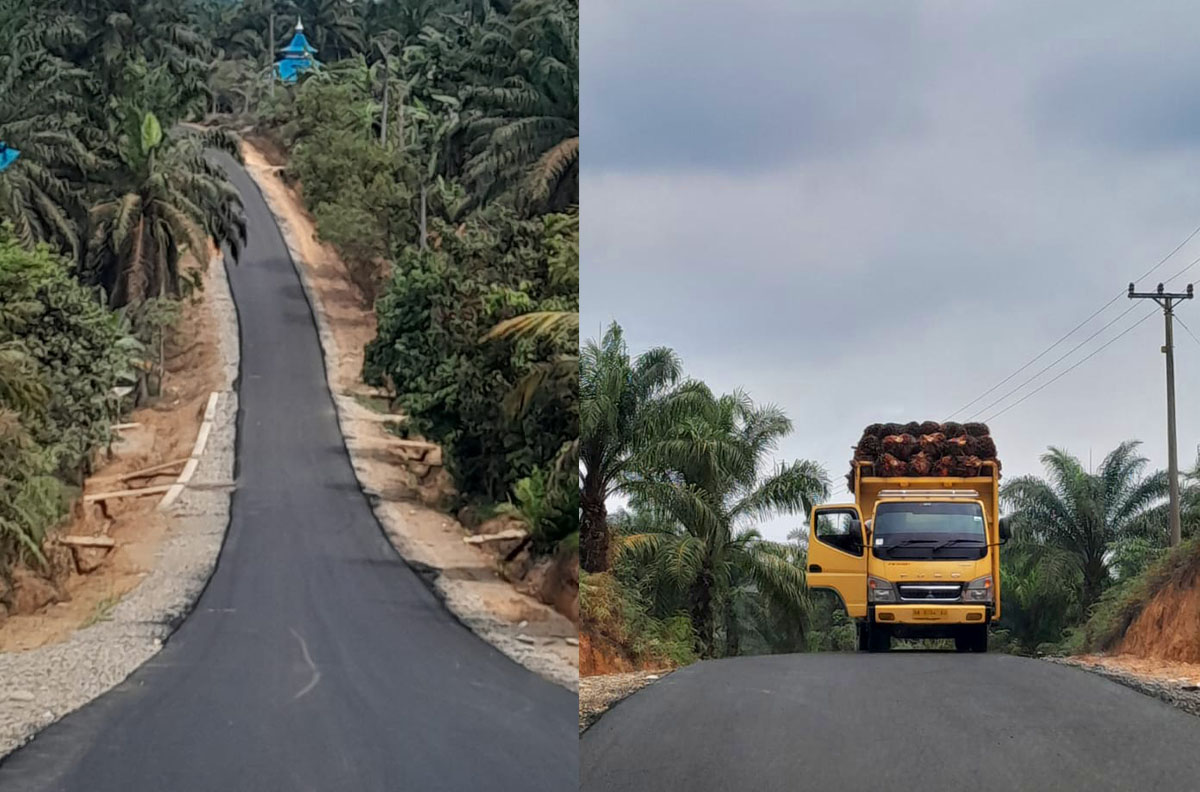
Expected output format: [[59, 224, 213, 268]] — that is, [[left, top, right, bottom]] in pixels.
[[84, 484, 174, 503], [158, 483, 186, 511], [90, 457, 189, 485], [202, 392, 219, 423], [57, 535, 116, 548], [387, 438, 440, 452], [192, 422, 214, 459], [463, 529, 528, 545]]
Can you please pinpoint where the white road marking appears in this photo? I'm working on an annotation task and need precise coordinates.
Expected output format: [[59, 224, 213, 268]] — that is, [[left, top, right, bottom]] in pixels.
[[289, 627, 322, 700]]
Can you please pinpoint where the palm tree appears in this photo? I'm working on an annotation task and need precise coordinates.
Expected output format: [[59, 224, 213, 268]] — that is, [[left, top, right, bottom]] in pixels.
[[579, 323, 682, 573], [0, 3, 98, 255], [1001, 441, 1168, 610], [57, 0, 213, 129], [84, 116, 246, 306], [292, 0, 366, 61], [452, 0, 578, 214], [620, 390, 830, 657], [996, 539, 1084, 652]]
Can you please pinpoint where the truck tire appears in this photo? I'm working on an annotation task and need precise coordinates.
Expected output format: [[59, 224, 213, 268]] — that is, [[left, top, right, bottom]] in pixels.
[[867, 626, 891, 653], [955, 625, 988, 653], [857, 622, 869, 652]]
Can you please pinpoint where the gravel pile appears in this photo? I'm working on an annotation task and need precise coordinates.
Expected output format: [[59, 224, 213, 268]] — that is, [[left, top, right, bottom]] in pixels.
[[1047, 657, 1200, 718], [0, 255, 240, 758], [579, 670, 670, 732]]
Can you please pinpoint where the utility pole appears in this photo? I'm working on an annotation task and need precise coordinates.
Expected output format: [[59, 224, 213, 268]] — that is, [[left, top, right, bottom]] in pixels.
[[268, 14, 275, 98], [1129, 281, 1195, 546], [419, 185, 428, 250]]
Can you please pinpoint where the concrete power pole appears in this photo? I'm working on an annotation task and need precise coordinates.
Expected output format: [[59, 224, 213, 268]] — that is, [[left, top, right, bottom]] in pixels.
[[268, 14, 275, 98], [1129, 281, 1195, 546]]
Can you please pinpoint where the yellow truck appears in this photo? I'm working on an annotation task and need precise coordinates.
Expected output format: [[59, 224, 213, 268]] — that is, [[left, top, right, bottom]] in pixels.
[[806, 459, 1010, 652]]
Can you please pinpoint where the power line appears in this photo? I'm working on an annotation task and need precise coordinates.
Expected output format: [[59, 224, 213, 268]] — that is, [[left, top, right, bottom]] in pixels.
[[946, 221, 1200, 420], [1176, 314, 1200, 348], [982, 307, 1160, 423], [965, 302, 1140, 420], [964, 254, 1200, 422]]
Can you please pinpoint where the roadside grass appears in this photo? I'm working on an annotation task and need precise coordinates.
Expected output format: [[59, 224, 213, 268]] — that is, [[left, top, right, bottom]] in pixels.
[[352, 394, 392, 414], [82, 594, 120, 628]]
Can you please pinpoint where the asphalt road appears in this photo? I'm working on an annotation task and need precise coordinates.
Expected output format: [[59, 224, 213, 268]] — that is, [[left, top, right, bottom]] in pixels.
[[0, 154, 577, 791], [581, 653, 1200, 791]]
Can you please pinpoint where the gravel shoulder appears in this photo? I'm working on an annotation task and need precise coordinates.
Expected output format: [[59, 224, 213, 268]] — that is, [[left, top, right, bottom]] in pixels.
[[239, 140, 578, 691], [1048, 655, 1200, 717], [0, 255, 239, 758], [579, 670, 671, 732]]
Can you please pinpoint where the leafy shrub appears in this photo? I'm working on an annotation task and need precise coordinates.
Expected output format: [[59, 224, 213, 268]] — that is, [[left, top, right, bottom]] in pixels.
[[0, 230, 128, 480], [0, 229, 133, 565], [494, 466, 579, 553], [363, 210, 578, 502], [283, 72, 417, 301], [580, 571, 697, 669]]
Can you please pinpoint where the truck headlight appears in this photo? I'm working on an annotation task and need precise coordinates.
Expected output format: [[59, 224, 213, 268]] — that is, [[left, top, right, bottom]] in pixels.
[[868, 576, 896, 603], [963, 575, 993, 603]]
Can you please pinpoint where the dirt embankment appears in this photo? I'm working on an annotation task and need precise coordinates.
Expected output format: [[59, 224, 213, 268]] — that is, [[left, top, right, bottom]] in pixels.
[[0, 255, 225, 651], [239, 137, 578, 689], [1063, 543, 1200, 717], [1115, 559, 1200, 663]]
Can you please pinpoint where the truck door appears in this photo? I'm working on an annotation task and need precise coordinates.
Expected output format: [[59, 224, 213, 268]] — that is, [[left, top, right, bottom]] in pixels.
[[807, 505, 867, 618]]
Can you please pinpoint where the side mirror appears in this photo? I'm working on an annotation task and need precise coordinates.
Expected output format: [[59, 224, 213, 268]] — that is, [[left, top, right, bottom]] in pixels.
[[998, 516, 1012, 544]]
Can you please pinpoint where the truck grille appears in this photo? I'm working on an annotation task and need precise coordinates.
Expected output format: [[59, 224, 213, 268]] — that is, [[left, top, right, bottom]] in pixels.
[[898, 584, 962, 602]]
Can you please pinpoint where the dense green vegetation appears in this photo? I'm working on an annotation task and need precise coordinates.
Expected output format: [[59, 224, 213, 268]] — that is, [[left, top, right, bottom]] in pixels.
[[582, 323, 1200, 667], [203, 0, 579, 551], [581, 323, 831, 662], [0, 1, 250, 573], [1, 0, 579, 572], [0, 231, 135, 564], [994, 444, 1199, 654]]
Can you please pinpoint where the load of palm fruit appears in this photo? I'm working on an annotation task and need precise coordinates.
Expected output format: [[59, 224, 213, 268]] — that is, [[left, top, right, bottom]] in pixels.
[[846, 420, 1000, 492]]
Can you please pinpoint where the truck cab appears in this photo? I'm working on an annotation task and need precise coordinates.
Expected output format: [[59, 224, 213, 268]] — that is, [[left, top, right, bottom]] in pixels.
[[806, 461, 1009, 652]]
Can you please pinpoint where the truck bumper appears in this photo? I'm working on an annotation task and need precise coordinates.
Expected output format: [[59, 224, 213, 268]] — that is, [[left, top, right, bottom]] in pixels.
[[871, 604, 991, 626]]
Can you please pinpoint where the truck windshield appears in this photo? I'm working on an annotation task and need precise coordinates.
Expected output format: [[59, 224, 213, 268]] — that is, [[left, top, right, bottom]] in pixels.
[[872, 501, 987, 560]]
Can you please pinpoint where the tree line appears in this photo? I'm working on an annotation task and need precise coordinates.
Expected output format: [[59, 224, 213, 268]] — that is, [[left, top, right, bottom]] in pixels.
[[580, 322, 1200, 666], [1, 1, 578, 572]]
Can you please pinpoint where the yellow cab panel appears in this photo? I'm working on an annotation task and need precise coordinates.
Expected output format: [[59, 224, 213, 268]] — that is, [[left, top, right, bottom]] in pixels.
[[806, 504, 867, 618]]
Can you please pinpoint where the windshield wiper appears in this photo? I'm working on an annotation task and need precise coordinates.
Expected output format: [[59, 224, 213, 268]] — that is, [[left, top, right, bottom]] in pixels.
[[884, 538, 939, 550], [933, 538, 986, 551]]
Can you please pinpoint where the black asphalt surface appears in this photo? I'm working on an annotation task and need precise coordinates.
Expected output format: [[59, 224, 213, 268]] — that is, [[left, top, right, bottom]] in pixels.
[[0, 153, 577, 791], [581, 653, 1200, 791]]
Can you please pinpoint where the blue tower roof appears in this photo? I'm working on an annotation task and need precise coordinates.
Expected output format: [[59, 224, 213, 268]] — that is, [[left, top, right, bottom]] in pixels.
[[0, 143, 19, 173], [279, 18, 317, 56], [275, 18, 319, 82]]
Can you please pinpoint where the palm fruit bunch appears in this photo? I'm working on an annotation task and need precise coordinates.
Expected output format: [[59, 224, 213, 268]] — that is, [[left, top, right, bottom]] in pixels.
[[846, 420, 1000, 492]]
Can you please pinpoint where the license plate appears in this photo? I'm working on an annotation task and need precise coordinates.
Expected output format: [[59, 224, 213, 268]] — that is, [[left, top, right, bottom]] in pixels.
[[912, 608, 948, 620]]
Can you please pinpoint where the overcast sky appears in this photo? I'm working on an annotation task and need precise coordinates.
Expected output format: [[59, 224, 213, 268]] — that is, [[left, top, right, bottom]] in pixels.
[[581, 0, 1200, 541]]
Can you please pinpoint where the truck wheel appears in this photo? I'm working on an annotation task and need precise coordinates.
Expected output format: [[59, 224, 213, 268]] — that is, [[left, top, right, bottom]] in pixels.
[[867, 626, 890, 653], [857, 623, 869, 652], [955, 626, 988, 653]]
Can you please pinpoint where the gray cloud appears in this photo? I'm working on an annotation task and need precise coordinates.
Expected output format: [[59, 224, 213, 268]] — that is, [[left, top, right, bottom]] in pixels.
[[583, 0, 1200, 541], [583, 0, 925, 173]]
